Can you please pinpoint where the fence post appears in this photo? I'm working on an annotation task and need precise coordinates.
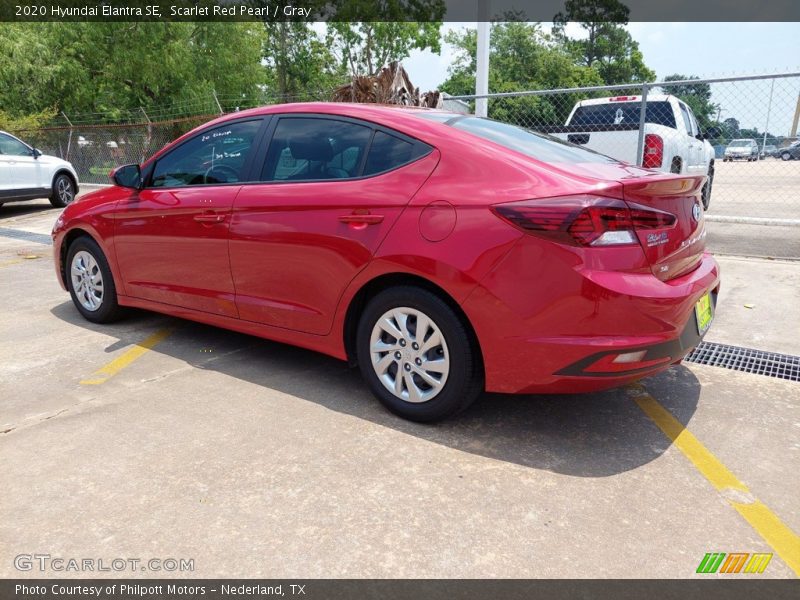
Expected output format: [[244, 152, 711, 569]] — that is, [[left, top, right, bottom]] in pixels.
[[635, 83, 649, 167], [140, 107, 152, 161], [212, 90, 224, 115], [62, 111, 73, 161], [762, 79, 775, 153]]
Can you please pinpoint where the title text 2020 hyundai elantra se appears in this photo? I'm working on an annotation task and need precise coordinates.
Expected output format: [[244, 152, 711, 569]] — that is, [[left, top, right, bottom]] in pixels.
[[52, 103, 719, 422]]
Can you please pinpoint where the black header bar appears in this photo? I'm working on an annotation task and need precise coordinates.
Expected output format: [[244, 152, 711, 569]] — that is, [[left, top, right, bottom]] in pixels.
[[2, 0, 799, 23]]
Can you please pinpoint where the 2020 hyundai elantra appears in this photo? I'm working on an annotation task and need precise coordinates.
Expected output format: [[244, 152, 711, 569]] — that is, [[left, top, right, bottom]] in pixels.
[[52, 103, 719, 422]]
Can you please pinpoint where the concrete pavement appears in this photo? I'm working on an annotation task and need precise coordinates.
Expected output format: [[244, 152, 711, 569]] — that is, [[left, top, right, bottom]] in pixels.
[[0, 196, 798, 579]]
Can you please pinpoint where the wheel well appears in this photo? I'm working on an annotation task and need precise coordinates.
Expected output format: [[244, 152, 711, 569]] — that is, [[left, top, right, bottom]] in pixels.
[[670, 157, 682, 174], [52, 169, 77, 193], [59, 228, 94, 282], [343, 273, 484, 373]]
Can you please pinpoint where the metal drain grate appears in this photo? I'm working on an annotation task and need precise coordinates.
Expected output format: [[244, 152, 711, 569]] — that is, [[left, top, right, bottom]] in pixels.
[[685, 342, 800, 382], [0, 227, 52, 245]]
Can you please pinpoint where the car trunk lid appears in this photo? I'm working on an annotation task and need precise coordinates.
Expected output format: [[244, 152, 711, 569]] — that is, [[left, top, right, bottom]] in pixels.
[[621, 174, 707, 281]]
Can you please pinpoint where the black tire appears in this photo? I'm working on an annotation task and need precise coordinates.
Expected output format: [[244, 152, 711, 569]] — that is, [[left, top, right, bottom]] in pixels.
[[50, 172, 76, 208], [65, 236, 123, 323], [701, 164, 714, 210], [356, 286, 483, 422]]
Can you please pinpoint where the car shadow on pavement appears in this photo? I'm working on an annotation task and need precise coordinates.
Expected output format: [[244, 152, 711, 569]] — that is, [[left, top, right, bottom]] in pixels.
[[51, 301, 701, 478], [0, 201, 56, 219]]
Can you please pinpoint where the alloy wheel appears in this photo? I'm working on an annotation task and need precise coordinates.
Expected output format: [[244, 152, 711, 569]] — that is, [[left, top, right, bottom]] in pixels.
[[57, 176, 74, 204]]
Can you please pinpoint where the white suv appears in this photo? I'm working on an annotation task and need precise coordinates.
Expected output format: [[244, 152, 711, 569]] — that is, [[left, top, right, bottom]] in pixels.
[[0, 131, 79, 209]]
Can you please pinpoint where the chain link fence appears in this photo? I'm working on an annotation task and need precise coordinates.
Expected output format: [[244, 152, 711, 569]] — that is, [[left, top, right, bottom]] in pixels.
[[7, 91, 331, 185], [451, 72, 800, 259], [8, 74, 800, 257]]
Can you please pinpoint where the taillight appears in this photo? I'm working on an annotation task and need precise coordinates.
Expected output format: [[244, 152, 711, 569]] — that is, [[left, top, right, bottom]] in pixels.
[[642, 133, 664, 169], [492, 196, 676, 247]]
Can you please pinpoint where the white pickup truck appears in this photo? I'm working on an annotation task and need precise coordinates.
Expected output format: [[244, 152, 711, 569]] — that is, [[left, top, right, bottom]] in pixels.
[[544, 95, 716, 208]]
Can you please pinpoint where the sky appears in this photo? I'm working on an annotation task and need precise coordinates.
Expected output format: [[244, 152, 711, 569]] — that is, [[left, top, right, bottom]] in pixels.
[[401, 22, 800, 134]]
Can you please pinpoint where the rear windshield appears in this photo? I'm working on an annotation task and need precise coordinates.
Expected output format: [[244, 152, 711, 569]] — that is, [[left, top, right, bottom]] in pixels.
[[411, 111, 461, 123], [440, 116, 617, 165], [570, 101, 677, 129]]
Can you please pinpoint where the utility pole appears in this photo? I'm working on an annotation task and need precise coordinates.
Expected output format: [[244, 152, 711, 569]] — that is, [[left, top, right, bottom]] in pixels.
[[790, 92, 800, 138], [475, 0, 490, 117]]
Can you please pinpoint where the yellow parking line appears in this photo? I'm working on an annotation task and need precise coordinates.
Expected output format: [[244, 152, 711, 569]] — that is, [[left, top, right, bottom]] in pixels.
[[80, 328, 174, 385], [0, 258, 25, 268], [630, 383, 800, 576]]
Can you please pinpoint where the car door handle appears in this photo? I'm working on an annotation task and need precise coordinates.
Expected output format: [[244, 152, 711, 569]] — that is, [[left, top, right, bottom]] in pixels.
[[338, 213, 384, 225], [194, 211, 226, 224]]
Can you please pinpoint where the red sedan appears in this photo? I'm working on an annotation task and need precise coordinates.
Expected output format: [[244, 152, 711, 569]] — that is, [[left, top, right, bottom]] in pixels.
[[52, 103, 719, 422]]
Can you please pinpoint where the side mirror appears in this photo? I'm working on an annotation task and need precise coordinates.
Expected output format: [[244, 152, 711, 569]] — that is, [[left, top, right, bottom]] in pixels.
[[32, 148, 42, 159], [110, 163, 141, 189]]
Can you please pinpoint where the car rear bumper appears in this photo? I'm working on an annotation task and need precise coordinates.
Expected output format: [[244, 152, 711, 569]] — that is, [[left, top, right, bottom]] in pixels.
[[462, 246, 720, 394]]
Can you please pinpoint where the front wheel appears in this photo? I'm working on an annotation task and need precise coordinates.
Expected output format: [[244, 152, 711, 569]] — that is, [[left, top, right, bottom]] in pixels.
[[782, 152, 792, 161], [50, 173, 76, 208], [356, 286, 483, 422], [66, 236, 123, 323]]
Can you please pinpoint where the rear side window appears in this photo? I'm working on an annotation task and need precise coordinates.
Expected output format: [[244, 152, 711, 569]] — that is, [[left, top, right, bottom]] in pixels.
[[364, 131, 426, 176], [450, 117, 617, 164], [151, 120, 261, 187], [678, 104, 693, 135], [570, 101, 677, 129], [262, 118, 372, 182]]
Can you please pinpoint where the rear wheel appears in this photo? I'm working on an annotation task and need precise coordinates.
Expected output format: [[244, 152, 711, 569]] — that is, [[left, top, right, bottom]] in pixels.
[[782, 152, 792, 161], [356, 286, 482, 422], [66, 236, 122, 323], [50, 173, 76, 208], [701, 164, 714, 210]]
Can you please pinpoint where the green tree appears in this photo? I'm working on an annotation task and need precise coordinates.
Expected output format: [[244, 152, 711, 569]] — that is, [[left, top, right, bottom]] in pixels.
[[660, 74, 718, 129], [0, 23, 266, 121], [327, 22, 442, 78], [262, 22, 345, 101], [323, 0, 444, 78], [0, 107, 57, 131], [553, 0, 655, 85], [440, 23, 603, 126]]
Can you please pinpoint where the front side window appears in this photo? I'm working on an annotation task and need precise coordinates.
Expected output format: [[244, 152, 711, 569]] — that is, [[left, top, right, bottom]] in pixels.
[[150, 120, 261, 188], [261, 118, 372, 182], [0, 133, 32, 156]]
